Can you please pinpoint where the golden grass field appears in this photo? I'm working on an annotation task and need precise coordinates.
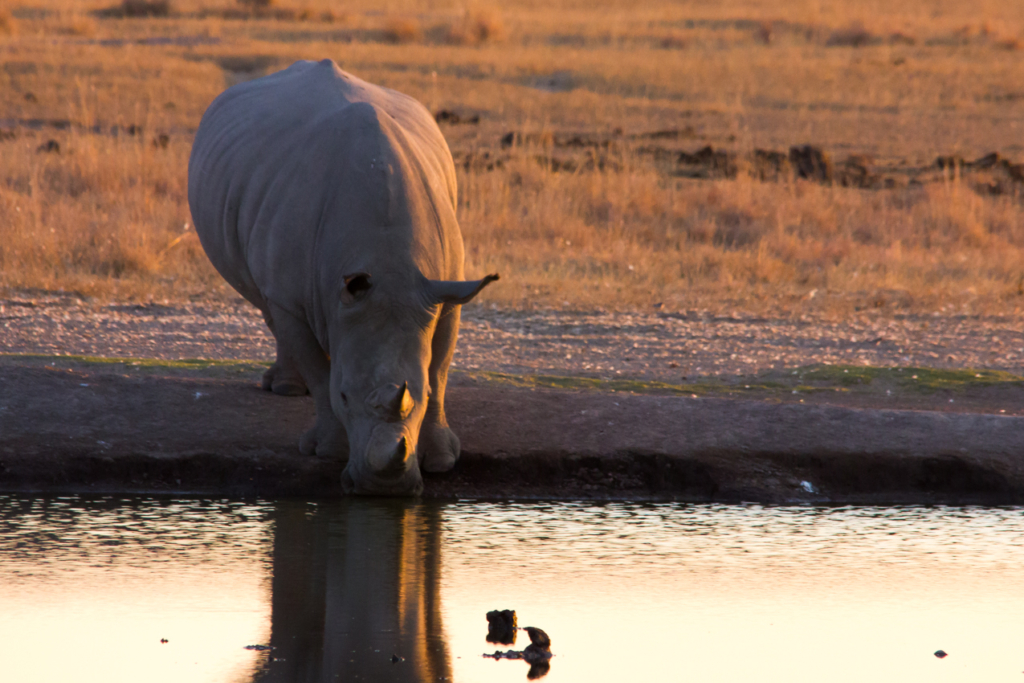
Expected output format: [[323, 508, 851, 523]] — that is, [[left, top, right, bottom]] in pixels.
[[0, 0, 1023, 316]]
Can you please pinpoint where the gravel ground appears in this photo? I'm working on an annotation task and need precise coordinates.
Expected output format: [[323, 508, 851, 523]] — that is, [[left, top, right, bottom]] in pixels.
[[1, 293, 1021, 379]]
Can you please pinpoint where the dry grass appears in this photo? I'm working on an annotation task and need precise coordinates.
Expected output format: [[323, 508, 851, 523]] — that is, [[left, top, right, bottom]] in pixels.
[[109, 0, 172, 18], [445, 8, 505, 45], [383, 16, 422, 44], [0, 0, 1023, 319], [46, 10, 98, 36], [0, 5, 17, 35], [456, 150, 1024, 314]]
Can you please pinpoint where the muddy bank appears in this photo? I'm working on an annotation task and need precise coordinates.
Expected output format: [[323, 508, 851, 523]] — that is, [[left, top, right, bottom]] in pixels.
[[2, 358, 1023, 504]]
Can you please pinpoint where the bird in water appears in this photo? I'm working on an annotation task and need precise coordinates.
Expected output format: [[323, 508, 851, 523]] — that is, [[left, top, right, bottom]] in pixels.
[[522, 627, 552, 663]]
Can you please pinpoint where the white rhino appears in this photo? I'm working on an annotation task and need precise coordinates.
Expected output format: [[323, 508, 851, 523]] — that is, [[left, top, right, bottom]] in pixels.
[[188, 59, 497, 495]]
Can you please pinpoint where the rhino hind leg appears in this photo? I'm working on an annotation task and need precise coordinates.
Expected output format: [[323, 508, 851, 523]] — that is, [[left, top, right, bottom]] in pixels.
[[260, 308, 310, 396], [266, 303, 349, 460], [420, 304, 461, 473]]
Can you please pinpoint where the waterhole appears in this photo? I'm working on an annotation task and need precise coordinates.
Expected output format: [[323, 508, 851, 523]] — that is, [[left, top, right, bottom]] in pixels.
[[1, 496, 1022, 682]]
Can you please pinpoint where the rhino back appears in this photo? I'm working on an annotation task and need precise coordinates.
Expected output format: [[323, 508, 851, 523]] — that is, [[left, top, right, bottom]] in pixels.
[[188, 59, 461, 320]]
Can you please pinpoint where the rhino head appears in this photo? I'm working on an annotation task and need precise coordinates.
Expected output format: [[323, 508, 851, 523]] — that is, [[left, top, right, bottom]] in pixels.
[[327, 269, 498, 495]]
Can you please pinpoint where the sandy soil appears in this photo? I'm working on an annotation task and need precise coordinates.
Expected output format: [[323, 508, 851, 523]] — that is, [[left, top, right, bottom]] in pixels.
[[2, 293, 1021, 381]]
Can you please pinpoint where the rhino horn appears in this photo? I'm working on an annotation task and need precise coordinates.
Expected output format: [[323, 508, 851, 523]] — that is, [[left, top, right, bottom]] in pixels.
[[390, 381, 414, 421], [367, 382, 414, 421], [426, 273, 500, 305]]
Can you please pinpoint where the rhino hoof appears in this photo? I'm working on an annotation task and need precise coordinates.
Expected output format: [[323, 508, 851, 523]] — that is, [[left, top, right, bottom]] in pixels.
[[262, 363, 308, 396], [299, 420, 348, 459], [272, 379, 308, 397], [421, 426, 460, 473]]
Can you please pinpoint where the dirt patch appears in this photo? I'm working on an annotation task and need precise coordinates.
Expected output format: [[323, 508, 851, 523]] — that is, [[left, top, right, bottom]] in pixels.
[[3, 356, 1024, 503], [470, 132, 1024, 194]]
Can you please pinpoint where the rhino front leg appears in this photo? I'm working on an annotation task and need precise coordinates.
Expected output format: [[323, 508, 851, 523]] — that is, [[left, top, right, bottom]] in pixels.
[[266, 302, 348, 459], [260, 309, 309, 397], [420, 303, 461, 473]]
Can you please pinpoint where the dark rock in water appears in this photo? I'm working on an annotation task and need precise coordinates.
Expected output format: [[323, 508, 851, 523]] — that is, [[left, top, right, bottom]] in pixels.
[[934, 650, 948, 659], [523, 626, 551, 649], [390, 654, 404, 663], [483, 620, 552, 678], [486, 609, 517, 645]]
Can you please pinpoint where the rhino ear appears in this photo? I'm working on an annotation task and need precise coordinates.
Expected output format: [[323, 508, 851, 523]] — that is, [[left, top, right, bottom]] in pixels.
[[427, 274, 499, 305]]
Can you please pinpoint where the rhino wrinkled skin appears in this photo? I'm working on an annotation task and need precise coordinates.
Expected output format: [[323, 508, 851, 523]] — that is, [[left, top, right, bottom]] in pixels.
[[188, 59, 497, 495]]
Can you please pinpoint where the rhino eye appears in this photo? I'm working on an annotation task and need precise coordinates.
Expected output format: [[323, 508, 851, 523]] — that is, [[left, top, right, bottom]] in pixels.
[[344, 273, 371, 297], [340, 392, 348, 407]]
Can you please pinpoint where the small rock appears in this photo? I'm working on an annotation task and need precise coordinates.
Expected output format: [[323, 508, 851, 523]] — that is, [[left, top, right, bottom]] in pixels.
[[934, 650, 948, 659], [486, 609, 517, 645], [390, 654, 404, 663]]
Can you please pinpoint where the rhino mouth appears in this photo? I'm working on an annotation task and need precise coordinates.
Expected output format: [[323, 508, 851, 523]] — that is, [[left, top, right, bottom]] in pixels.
[[341, 463, 424, 496], [341, 424, 424, 495]]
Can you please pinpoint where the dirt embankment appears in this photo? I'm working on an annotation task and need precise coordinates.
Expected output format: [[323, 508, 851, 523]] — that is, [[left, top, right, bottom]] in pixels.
[[3, 355, 1024, 504]]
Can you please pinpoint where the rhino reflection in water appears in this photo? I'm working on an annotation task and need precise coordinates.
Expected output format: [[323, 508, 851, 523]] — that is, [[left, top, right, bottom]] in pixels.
[[253, 500, 450, 683], [188, 59, 498, 495]]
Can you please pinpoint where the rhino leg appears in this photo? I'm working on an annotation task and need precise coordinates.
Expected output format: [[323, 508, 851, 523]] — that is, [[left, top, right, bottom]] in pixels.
[[261, 310, 309, 396], [266, 302, 348, 459], [420, 303, 461, 473]]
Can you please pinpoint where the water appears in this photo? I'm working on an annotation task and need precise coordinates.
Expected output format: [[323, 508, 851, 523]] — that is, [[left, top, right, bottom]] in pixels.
[[1, 497, 1024, 682]]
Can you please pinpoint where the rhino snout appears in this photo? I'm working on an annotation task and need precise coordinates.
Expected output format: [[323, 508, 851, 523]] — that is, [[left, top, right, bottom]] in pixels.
[[342, 423, 423, 495], [366, 425, 414, 475]]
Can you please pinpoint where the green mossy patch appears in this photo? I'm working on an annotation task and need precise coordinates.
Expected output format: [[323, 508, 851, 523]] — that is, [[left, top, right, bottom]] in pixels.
[[778, 364, 1024, 393], [3, 353, 1022, 400], [0, 353, 269, 379], [458, 364, 1024, 399], [457, 370, 793, 397]]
